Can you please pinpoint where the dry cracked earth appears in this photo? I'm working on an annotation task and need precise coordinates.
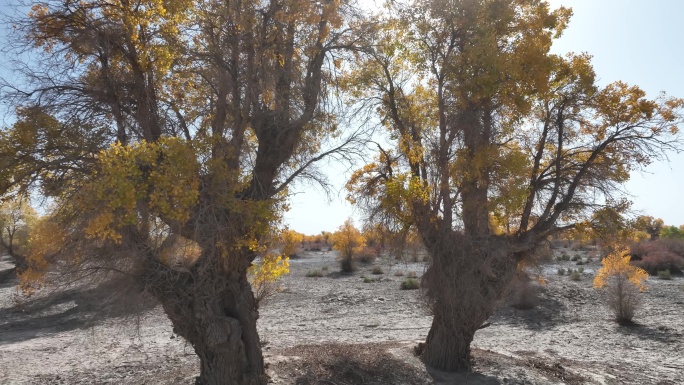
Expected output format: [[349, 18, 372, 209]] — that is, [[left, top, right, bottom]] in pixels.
[[1, 248, 683, 385]]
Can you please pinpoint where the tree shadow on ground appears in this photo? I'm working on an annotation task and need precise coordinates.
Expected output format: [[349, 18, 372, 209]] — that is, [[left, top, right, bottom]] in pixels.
[[426, 367, 501, 385], [488, 287, 568, 331], [0, 268, 17, 289], [0, 255, 19, 289], [616, 323, 683, 344], [0, 279, 157, 345], [325, 271, 355, 279]]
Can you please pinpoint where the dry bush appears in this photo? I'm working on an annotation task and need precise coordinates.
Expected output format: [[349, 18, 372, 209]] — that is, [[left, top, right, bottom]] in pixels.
[[604, 275, 641, 324], [339, 258, 356, 273], [509, 271, 539, 310], [636, 253, 684, 275], [631, 239, 684, 275], [595, 247, 648, 324], [371, 266, 384, 275], [569, 271, 581, 281], [333, 220, 365, 273], [401, 278, 420, 290], [659, 238, 684, 256], [658, 270, 672, 280], [394, 270, 404, 277], [269, 343, 429, 385], [357, 246, 378, 264]]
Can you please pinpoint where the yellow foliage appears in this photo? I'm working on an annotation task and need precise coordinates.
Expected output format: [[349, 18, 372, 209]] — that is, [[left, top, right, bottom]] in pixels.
[[0, 193, 37, 253], [332, 219, 365, 260], [18, 216, 66, 294], [248, 253, 290, 304], [279, 228, 303, 258], [594, 246, 648, 291], [85, 138, 200, 242]]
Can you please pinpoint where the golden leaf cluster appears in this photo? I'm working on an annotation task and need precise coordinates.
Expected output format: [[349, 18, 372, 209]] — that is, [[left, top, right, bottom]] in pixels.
[[594, 246, 648, 291]]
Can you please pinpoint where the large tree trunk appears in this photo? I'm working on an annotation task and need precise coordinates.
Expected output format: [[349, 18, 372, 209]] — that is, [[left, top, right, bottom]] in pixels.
[[422, 305, 481, 371], [148, 258, 266, 385], [420, 234, 516, 372]]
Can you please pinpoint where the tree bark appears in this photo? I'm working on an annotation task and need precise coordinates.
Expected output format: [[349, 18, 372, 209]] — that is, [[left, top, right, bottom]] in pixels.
[[422, 306, 481, 371], [149, 260, 267, 385], [420, 235, 516, 372]]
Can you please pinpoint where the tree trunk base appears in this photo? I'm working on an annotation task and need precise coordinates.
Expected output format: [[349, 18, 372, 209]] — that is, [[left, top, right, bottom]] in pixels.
[[150, 261, 267, 385], [421, 316, 475, 372]]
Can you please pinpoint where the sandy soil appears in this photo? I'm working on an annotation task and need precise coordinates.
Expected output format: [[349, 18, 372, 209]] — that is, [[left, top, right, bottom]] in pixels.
[[1, 248, 683, 384]]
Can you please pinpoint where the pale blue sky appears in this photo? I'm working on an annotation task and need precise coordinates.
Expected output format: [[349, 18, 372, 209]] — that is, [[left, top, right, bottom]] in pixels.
[[1, 1, 682, 234], [286, 0, 684, 234], [543, 0, 684, 232]]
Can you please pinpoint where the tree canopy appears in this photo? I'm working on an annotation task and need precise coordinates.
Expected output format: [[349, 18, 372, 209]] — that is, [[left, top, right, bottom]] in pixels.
[[1, 0, 369, 383], [1, 0, 683, 380], [344, 0, 683, 371]]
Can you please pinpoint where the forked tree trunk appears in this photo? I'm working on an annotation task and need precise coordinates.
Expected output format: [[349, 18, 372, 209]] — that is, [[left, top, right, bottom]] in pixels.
[[150, 261, 267, 385]]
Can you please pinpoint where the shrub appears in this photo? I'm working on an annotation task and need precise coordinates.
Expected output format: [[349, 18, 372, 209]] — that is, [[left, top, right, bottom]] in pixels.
[[322, 266, 329, 271], [406, 271, 418, 279], [371, 266, 384, 275], [400, 278, 420, 290], [510, 273, 538, 310], [578, 267, 585, 274], [557, 268, 566, 276], [571, 255, 580, 262], [394, 270, 405, 277], [357, 246, 378, 264], [561, 253, 571, 261], [576, 260, 584, 265], [658, 238, 684, 256], [570, 271, 581, 281], [280, 228, 304, 259], [594, 246, 648, 324], [248, 254, 290, 305], [363, 277, 377, 283], [556, 256, 563, 262], [333, 220, 365, 273], [658, 270, 672, 280], [306, 270, 324, 278], [634, 250, 684, 275], [631, 238, 684, 274], [339, 258, 355, 273]]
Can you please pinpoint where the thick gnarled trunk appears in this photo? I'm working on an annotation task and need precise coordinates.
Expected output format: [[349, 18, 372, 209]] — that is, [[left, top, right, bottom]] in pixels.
[[420, 235, 516, 372], [147, 257, 266, 385], [422, 306, 481, 371]]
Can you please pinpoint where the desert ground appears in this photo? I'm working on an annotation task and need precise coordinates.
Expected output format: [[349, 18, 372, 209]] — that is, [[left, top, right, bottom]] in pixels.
[[1, 248, 683, 385]]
